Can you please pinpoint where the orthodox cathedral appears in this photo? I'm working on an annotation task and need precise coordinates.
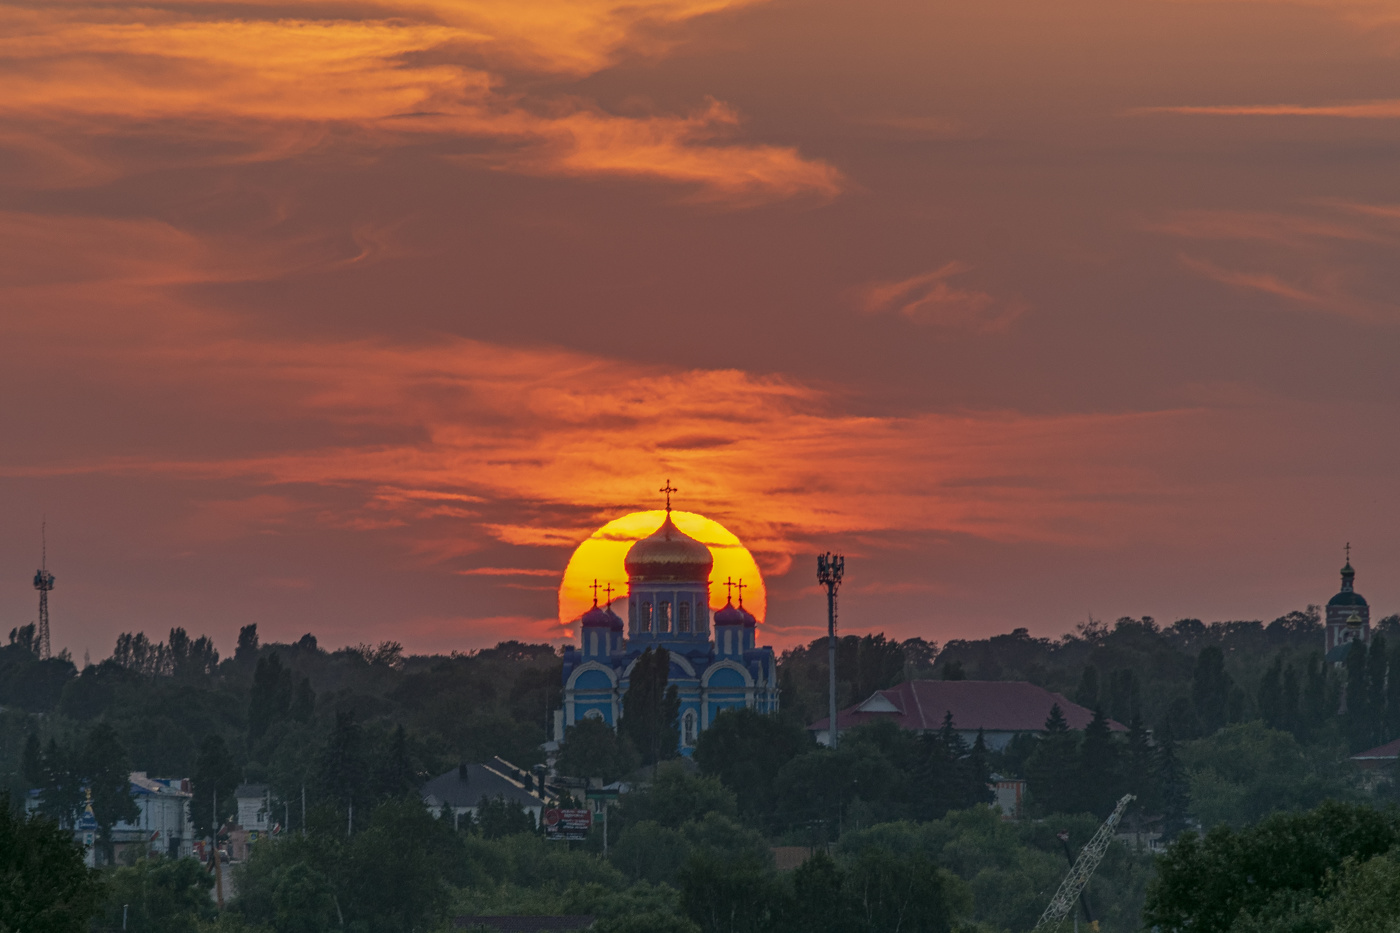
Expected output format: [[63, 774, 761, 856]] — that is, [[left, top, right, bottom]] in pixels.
[[557, 500, 779, 756]]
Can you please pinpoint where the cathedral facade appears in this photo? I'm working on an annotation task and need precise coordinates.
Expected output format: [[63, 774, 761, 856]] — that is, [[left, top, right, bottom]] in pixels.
[[558, 510, 778, 756]]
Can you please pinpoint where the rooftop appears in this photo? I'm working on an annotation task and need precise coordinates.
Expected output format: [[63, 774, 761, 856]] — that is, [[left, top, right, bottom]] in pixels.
[[808, 679, 1124, 734]]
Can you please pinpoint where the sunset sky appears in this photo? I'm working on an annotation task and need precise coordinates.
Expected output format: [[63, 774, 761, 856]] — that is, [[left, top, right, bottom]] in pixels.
[[3, 0, 1398, 659]]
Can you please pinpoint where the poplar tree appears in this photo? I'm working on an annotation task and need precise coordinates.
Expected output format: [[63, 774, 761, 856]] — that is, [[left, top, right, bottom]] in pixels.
[[621, 647, 681, 768]]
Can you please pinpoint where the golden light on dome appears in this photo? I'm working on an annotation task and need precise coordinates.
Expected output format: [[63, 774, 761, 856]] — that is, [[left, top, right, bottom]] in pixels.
[[559, 510, 765, 632]]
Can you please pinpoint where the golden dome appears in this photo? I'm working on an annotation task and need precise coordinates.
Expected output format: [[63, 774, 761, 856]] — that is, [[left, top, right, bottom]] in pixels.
[[624, 514, 713, 583]]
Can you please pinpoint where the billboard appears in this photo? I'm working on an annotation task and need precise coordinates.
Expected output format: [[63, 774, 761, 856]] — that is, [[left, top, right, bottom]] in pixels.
[[543, 807, 592, 841]]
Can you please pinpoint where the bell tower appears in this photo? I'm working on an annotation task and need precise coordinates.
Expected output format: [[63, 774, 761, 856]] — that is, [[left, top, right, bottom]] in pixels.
[[1325, 544, 1370, 657]]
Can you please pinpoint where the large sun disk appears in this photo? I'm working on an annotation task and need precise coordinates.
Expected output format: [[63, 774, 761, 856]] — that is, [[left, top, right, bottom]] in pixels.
[[558, 510, 765, 633]]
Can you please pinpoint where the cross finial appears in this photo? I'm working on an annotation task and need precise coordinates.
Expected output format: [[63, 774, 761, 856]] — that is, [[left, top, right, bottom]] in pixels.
[[603, 583, 614, 605], [1345, 542, 1352, 564], [660, 479, 677, 514], [590, 579, 600, 607], [724, 577, 734, 602], [736, 579, 746, 608]]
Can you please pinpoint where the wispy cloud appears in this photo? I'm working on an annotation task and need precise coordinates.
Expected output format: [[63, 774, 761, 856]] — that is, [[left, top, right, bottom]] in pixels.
[[1133, 100, 1400, 118], [855, 262, 1025, 332]]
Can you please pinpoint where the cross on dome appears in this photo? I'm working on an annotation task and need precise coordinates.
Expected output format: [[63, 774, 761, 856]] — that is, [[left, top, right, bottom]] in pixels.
[[660, 479, 678, 514], [724, 576, 735, 602], [1346, 542, 1352, 563], [603, 583, 615, 604], [736, 579, 746, 607], [590, 578, 601, 606]]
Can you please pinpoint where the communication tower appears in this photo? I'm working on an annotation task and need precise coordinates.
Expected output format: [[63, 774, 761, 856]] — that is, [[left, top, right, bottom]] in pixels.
[[34, 522, 55, 660], [817, 553, 844, 748]]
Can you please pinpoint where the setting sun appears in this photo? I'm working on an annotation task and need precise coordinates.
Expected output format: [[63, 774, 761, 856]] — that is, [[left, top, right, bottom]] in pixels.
[[558, 510, 765, 633]]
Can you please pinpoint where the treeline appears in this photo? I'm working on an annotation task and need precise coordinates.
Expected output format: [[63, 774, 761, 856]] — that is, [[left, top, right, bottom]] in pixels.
[[1, 621, 564, 842]]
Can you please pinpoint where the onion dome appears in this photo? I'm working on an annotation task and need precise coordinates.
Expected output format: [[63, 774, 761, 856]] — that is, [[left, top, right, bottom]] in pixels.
[[581, 604, 613, 628], [604, 605, 624, 632], [624, 514, 713, 583], [714, 600, 745, 627], [738, 604, 758, 629], [1329, 561, 1368, 608]]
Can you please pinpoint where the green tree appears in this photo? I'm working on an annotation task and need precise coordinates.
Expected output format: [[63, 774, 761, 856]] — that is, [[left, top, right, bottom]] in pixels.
[[780, 850, 858, 933], [476, 795, 535, 838], [694, 708, 813, 824], [1155, 723, 1189, 840], [620, 761, 738, 829], [680, 849, 783, 933], [0, 803, 104, 933], [845, 846, 961, 933], [193, 734, 240, 838], [1077, 707, 1122, 817], [556, 716, 638, 784], [1192, 646, 1233, 735], [1144, 801, 1400, 933], [1330, 849, 1400, 933], [85, 721, 139, 863], [621, 647, 681, 768], [248, 652, 294, 743], [1026, 704, 1078, 815], [98, 857, 215, 933], [1180, 721, 1359, 829]]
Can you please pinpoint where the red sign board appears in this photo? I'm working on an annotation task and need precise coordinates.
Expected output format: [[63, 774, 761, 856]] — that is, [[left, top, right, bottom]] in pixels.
[[543, 807, 592, 841]]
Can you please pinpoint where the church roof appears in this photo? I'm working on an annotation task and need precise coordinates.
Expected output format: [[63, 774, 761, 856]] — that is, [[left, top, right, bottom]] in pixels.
[[624, 514, 712, 583], [807, 679, 1123, 735]]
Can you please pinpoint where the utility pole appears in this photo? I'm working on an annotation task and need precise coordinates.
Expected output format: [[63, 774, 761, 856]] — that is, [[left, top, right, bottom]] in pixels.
[[817, 553, 844, 749], [301, 785, 306, 837]]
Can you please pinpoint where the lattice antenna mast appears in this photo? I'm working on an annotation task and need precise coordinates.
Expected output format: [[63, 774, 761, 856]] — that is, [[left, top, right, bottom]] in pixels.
[[34, 520, 55, 660], [817, 553, 844, 748], [1034, 794, 1135, 933]]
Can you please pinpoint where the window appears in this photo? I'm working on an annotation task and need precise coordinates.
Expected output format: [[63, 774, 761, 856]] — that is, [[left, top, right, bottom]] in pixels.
[[683, 710, 697, 746], [678, 601, 691, 632], [659, 601, 672, 633], [641, 602, 653, 632]]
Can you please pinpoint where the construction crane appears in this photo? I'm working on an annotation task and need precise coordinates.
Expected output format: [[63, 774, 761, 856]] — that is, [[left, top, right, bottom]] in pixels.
[[1034, 794, 1134, 933]]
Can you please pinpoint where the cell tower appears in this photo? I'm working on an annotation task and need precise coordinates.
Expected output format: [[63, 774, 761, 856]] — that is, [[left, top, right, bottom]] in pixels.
[[34, 521, 55, 660], [817, 552, 844, 748]]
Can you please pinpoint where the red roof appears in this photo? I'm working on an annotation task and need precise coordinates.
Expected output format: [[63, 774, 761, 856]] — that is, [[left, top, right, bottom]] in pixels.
[[807, 680, 1124, 734], [1352, 738, 1400, 761]]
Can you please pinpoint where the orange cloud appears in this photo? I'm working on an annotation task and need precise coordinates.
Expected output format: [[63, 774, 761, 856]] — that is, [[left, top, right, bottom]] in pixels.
[[856, 262, 1025, 332], [0, 1, 839, 201]]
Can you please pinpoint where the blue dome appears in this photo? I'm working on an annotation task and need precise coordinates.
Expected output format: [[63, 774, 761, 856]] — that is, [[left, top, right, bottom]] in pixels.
[[714, 601, 745, 626], [605, 606, 624, 632], [581, 605, 612, 628]]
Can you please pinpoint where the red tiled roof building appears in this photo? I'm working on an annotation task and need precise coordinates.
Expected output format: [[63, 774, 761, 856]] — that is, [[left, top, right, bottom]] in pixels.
[[807, 679, 1123, 748]]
